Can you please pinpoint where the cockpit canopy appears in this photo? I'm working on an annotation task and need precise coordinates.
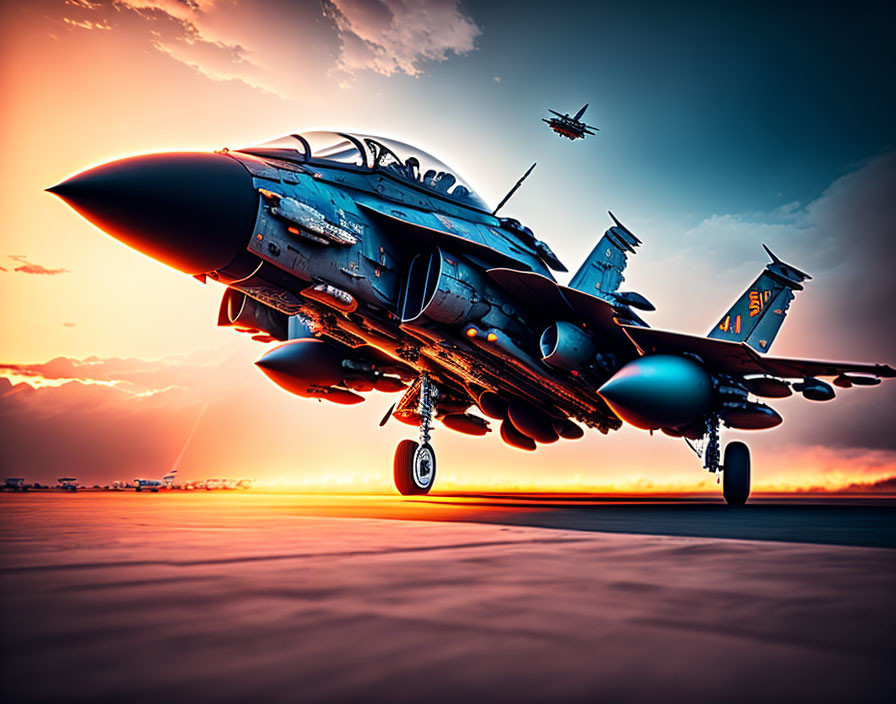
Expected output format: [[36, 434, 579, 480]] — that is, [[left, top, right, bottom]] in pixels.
[[239, 131, 489, 211]]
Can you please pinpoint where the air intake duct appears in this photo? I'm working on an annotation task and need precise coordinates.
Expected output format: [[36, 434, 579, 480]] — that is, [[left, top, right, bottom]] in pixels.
[[539, 321, 595, 370], [218, 288, 288, 341], [399, 248, 489, 324]]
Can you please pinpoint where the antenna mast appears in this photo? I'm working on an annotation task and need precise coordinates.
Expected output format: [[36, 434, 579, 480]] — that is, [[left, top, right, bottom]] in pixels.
[[492, 162, 536, 215]]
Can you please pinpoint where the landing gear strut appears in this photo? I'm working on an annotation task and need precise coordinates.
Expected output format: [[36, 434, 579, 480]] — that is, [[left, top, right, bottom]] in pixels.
[[700, 414, 751, 505], [393, 374, 438, 495]]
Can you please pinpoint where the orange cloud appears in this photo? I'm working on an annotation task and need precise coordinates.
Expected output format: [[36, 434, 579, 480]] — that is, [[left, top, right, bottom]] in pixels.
[[61, 16, 111, 31], [61, 0, 262, 85], [0, 349, 243, 482], [2, 348, 895, 493], [8, 255, 70, 275], [55, 0, 481, 98], [840, 476, 896, 493]]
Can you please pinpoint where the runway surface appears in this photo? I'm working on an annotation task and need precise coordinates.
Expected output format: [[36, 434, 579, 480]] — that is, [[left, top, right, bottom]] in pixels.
[[1, 492, 894, 703]]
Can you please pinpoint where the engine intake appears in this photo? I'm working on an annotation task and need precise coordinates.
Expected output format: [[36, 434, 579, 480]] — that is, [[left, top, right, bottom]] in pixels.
[[539, 321, 595, 370], [218, 288, 288, 341], [399, 248, 489, 325]]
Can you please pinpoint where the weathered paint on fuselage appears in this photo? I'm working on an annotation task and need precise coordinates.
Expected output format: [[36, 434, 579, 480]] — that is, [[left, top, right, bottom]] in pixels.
[[213, 149, 626, 431]]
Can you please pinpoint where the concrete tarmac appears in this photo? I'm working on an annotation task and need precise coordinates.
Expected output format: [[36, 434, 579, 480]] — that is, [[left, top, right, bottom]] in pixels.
[[1, 492, 894, 703]]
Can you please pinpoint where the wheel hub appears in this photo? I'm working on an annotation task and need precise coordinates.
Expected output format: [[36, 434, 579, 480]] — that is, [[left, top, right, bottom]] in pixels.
[[412, 444, 434, 489]]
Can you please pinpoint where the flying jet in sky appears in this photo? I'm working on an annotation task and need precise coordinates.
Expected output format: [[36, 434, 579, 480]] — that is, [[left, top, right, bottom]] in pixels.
[[543, 104, 598, 140], [48, 131, 894, 503]]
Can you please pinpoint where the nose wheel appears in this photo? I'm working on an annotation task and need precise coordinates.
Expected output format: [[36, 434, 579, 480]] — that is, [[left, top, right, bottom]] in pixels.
[[393, 374, 438, 496]]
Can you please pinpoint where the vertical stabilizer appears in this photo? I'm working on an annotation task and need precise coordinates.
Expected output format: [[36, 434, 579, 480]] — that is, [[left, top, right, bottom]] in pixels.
[[569, 211, 641, 301], [708, 245, 811, 352]]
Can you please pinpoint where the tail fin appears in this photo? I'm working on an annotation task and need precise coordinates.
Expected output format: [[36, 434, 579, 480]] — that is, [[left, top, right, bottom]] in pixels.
[[708, 245, 810, 352], [569, 211, 641, 299], [574, 104, 589, 120]]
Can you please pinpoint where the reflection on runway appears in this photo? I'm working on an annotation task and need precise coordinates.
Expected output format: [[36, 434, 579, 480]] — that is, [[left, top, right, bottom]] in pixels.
[[417, 493, 896, 548], [1, 493, 894, 703]]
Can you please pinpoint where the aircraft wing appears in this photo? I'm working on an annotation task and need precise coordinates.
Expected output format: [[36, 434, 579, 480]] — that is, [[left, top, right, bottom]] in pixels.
[[487, 268, 576, 322], [740, 345, 896, 379], [487, 267, 640, 350], [622, 325, 896, 380], [548, 110, 566, 118], [560, 285, 641, 349]]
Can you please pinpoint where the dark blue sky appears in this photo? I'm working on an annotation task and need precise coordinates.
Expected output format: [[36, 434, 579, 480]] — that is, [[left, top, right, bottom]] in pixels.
[[452, 0, 894, 216]]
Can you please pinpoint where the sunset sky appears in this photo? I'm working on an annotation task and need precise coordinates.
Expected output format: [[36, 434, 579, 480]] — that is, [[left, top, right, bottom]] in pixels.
[[1, 0, 894, 491]]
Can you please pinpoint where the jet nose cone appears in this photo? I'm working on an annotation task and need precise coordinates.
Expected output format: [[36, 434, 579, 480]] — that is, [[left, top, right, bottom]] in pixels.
[[48, 152, 257, 275]]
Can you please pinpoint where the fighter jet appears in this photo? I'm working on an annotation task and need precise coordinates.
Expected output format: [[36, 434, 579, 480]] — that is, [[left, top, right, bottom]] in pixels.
[[3, 477, 27, 492], [57, 477, 78, 492], [48, 131, 894, 504], [543, 104, 598, 140], [134, 469, 178, 492]]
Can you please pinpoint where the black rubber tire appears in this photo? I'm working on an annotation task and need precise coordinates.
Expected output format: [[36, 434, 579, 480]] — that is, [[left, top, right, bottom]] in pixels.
[[723, 441, 751, 505], [393, 440, 435, 496], [393, 440, 417, 495]]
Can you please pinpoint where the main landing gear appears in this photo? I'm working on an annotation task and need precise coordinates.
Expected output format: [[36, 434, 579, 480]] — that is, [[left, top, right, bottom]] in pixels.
[[393, 374, 438, 495], [722, 441, 750, 505], [703, 415, 751, 505]]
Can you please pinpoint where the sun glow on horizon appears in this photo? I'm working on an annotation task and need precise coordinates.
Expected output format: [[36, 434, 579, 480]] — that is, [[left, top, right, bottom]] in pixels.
[[246, 469, 896, 495]]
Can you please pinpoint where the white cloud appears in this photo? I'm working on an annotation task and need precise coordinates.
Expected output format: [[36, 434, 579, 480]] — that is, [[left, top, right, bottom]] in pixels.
[[630, 151, 896, 451], [324, 0, 480, 77]]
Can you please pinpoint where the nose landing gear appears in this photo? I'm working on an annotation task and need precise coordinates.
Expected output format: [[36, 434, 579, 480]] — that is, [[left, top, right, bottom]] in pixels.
[[393, 374, 438, 495]]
